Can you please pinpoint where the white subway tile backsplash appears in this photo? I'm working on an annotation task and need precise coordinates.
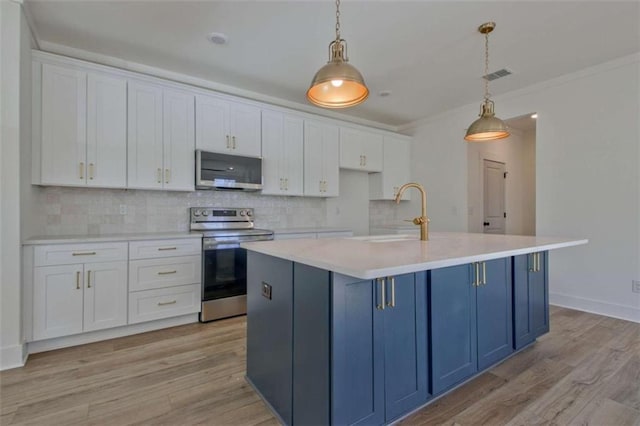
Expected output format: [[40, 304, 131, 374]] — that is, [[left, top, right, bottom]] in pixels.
[[35, 187, 327, 236]]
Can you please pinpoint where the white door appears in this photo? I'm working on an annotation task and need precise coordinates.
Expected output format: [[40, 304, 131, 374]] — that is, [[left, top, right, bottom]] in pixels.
[[261, 110, 285, 195], [163, 89, 195, 191], [483, 159, 506, 234], [322, 125, 340, 197], [229, 102, 261, 157], [127, 81, 164, 189], [33, 264, 84, 340], [282, 115, 304, 196], [83, 261, 128, 332], [40, 64, 87, 186], [304, 121, 325, 196], [86, 73, 127, 188], [195, 95, 229, 152]]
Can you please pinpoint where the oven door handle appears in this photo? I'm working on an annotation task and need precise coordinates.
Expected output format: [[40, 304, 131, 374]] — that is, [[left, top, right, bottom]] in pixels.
[[204, 242, 241, 250]]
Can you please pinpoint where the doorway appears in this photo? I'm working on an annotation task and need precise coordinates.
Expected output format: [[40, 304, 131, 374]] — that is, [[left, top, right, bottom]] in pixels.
[[483, 160, 506, 234], [466, 113, 537, 235]]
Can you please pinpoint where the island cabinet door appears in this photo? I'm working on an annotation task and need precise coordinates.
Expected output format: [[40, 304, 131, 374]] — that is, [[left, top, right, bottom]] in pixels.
[[246, 252, 294, 425], [383, 272, 429, 421], [513, 252, 549, 350], [332, 274, 385, 426], [430, 264, 477, 395], [476, 258, 513, 371]]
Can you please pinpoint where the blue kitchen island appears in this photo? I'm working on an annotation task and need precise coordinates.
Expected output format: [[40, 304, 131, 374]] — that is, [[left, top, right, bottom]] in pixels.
[[242, 233, 586, 425]]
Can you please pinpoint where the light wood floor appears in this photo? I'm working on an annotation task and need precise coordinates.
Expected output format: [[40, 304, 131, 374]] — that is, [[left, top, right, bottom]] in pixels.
[[1, 306, 638, 426]]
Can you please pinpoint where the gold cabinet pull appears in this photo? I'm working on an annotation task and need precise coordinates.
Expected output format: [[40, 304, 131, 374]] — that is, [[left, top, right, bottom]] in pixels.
[[363, 155, 367, 166], [87, 270, 91, 288], [157, 270, 177, 275], [387, 276, 396, 308], [158, 300, 177, 306], [376, 278, 386, 310], [79, 162, 84, 179], [232, 135, 236, 149], [284, 178, 288, 190], [76, 271, 81, 290], [482, 262, 487, 285], [72, 251, 96, 256], [157, 247, 177, 251], [279, 178, 283, 190], [88, 163, 94, 180], [165, 168, 170, 184], [528, 253, 535, 272], [473, 262, 479, 287], [226, 135, 230, 148], [536, 253, 541, 272], [157, 168, 162, 183]]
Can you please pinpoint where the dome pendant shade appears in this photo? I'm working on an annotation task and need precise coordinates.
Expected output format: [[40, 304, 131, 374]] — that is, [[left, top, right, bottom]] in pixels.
[[465, 22, 510, 142], [307, 39, 369, 108], [464, 100, 510, 142]]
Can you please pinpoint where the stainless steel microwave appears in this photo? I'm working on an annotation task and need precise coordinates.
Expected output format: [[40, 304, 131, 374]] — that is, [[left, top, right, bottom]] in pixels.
[[196, 150, 263, 191]]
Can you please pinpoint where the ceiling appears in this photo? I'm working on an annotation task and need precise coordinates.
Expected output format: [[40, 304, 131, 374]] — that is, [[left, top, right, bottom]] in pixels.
[[25, 1, 640, 127]]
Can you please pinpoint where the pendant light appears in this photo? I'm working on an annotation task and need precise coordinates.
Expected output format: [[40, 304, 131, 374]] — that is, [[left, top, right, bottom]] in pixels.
[[306, 0, 369, 108], [464, 22, 510, 142]]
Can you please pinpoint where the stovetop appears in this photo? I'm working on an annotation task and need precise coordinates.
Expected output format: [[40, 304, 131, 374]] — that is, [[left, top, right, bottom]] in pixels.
[[189, 207, 273, 241]]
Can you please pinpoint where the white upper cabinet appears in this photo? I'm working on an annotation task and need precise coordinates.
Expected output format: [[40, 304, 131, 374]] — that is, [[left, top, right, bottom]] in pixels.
[[39, 63, 128, 188], [163, 89, 196, 191], [128, 81, 195, 191], [304, 120, 340, 197], [261, 110, 304, 196], [86, 73, 127, 188], [369, 135, 412, 200], [339, 127, 383, 172], [196, 94, 261, 157], [128, 81, 164, 189]]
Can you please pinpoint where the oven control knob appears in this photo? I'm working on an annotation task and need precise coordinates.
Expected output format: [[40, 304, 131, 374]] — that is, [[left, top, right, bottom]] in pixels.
[[201, 209, 209, 216], [239, 210, 246, 216], [193, 210, 201, 217], [246, 210, 253, 217]]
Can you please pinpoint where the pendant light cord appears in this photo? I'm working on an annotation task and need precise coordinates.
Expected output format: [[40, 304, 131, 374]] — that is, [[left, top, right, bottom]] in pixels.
[[335, 0, 341, 40], [484, 31, 490, 102]]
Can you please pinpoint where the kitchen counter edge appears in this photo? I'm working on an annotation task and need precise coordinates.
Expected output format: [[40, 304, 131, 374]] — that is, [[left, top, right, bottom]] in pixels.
[[23, 232, 202, 245]]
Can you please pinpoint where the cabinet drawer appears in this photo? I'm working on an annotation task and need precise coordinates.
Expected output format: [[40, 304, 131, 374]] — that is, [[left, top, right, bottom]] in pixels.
[[129, 255, 201, 291], [128, 284, 200, 324], [129, 238, 201, 260], [34, 243, 128, 266]]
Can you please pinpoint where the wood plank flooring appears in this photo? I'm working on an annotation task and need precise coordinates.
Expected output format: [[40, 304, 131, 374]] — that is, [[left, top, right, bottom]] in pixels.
[[1, 306, 638, 425]]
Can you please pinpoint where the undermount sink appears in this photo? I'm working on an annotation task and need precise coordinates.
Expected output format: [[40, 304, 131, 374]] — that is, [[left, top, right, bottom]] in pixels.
[[349, 234, 419, 243]]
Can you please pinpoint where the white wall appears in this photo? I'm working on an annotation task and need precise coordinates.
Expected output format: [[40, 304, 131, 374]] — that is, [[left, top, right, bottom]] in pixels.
[[1, 1, 30, 370], [404, 54, 640, 322], [467, 127, 536, 235]]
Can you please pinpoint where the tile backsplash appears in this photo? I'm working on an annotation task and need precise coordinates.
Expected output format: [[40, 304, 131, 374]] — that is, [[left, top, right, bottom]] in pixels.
[[35, 187, 327, 236]]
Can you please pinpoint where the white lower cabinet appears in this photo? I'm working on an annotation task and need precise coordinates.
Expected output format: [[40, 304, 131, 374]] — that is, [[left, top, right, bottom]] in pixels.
[[33, 260, 127, 340], [128, 239, 201, 324], [129, 284, 200, 324]]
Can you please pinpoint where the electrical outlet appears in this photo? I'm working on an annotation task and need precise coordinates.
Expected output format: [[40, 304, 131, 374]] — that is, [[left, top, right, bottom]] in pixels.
[[119, 204, 127, 215], [262, 282, 272, 300], [632, 280, 640, 294]]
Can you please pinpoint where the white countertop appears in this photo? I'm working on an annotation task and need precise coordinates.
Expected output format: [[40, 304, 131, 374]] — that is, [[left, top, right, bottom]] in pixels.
[[272, 227, 353, 235], [24, 232, 202, 245], [242, 232, 588, 279]]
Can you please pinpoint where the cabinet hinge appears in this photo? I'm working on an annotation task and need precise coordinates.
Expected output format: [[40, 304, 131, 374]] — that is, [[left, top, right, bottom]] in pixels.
[[503, 172, 507, 178], [504, 212, 507, 218]]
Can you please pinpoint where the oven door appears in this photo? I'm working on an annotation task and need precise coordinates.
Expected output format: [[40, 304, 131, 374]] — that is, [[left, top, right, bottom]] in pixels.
[[202, 243, 246, 302]]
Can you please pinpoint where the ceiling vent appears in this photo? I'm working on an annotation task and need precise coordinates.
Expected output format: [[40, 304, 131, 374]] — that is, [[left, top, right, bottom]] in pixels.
[[483, 68, 513, 81]]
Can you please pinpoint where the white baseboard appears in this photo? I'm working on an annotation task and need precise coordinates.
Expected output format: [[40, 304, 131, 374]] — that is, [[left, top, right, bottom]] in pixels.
[[550, 292, 640, 323], [27, 314, 199, 355], [1, 343, 27, 371]]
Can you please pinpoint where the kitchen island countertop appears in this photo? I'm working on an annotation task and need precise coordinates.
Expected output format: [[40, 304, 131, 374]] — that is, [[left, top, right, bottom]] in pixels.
[[242, 232, 587, 279]]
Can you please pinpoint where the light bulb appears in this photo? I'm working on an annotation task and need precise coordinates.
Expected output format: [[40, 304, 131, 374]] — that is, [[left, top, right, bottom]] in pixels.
[[331, 79, 344, 87]]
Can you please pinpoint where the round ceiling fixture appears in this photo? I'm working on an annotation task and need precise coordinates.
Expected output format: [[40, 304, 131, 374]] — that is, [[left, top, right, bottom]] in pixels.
[[207, 32, 228, 45]]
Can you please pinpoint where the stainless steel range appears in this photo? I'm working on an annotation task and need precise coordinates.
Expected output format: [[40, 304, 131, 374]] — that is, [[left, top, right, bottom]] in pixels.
[[190, 207, 274, 322]]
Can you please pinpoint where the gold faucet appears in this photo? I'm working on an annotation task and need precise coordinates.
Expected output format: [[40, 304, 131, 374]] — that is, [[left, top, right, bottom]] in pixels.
[[395, 182, 430, 241]]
